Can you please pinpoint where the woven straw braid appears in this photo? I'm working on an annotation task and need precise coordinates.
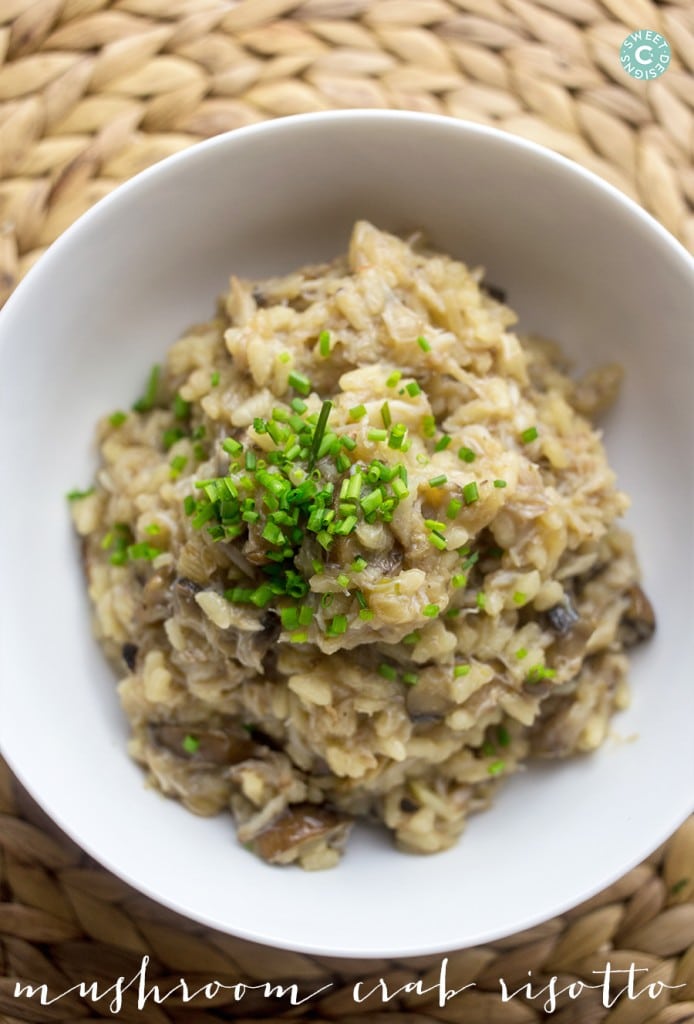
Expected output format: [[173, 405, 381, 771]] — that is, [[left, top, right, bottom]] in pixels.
[[0, 0, 693, 308], [0, 761, 693, 1022], [1, 2, 693, 1020]]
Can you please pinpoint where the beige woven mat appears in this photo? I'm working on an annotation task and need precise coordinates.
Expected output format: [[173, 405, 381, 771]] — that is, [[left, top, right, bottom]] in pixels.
[[1, 1, 694, 1021]]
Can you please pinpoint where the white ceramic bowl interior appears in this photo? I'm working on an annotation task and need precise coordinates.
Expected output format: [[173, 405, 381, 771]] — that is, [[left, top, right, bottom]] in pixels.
[[1, 112, 692, 958]]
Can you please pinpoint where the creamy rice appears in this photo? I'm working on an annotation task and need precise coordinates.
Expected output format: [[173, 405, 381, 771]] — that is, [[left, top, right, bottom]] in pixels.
[[71, 222, 654, 869]]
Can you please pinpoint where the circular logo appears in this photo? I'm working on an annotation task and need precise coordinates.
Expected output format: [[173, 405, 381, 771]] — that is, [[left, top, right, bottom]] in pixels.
[[620, 29, 671, 80]]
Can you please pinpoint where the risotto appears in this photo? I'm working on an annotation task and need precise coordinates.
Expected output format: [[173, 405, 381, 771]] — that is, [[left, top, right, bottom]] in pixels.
[[70, 222, 654, 869]]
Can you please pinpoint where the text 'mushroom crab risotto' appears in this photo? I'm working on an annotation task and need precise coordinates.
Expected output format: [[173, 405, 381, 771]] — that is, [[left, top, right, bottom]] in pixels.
[[70, 222, 655, 870]]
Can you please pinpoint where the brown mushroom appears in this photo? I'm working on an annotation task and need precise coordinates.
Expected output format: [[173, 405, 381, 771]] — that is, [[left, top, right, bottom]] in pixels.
[[544, 599, 579, 637], [149, 724, 255, 766], [250, 804, 352, 865], [406, 672, 455, 723], [619, 585, 656, 647]]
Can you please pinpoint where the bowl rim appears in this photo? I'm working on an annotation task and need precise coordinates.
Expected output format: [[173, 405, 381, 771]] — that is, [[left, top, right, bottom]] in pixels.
[[1, 110, 693, 958]]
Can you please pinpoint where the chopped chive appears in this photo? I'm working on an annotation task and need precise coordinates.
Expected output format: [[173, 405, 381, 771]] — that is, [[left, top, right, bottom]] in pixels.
[[406, 381, 421, 397], [133, 364, 160, 412], [526, 664, 557, 684], [173, 393, 190, 419], [513, 591, 527, 606], [278, 352, 291, 364], [109, 411, 127, 427], [428, 474, 447, 488], [288, 370, 312, 396], [421, 415, 436, 438], [386, 371, 401, 387], [391, 477, 409, 499], [210, 371, 220, 387], [169, 455, 187, 478], [380, 402, 392, 429], [403, 631, 420, 645], [144, 523, 161, 535], [423, 604, 439, 617], [182, 735, 200, 754], [463, 481, 479, 505], [163, 427, 185, 451], [328, 614, 348, 636], [497, 725, 511, 747], [360, 488, 383, 515], [402, 672, 419, 686], [309, 400, 332, 468], [336, 573, 350, 589], [349, 404, 367, 421], [445, 607, 461, 618], [127, 542, 160, 560], [417, 336, 431, 352], [359, 608, 374, 621], [428, 531, 447, 551], [298, 605, 313, 626], [388, 424, 407, 450], [493, 479, 507, 489], [289, 630, 308, 643], [458, 446, 476, 463], [290, 397, 307, 414], [66, 487, 94, 501], [447, 499, 463, 519], [367, 428, 387, 443], [452, 574, 467, 588], [476, 592, 486, 610], [280, 606, 300, 630], [454, 664, 470, 677], [222, 438, 243, 456], [488, 760, 505, 776], [378, 662, 397, 681], [520, 426, 538, 444], [515, 647, 528, 660], [183, 495, 196, 516], [434, 435, 451, 452], [318, 330, 331, 357]]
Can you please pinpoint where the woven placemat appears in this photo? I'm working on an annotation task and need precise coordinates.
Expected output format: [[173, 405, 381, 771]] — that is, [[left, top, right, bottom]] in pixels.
[[1, 1, 693, 1021]]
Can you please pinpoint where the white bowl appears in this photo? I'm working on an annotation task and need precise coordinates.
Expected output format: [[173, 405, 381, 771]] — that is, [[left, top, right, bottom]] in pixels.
[[0, 112, 692, 958]]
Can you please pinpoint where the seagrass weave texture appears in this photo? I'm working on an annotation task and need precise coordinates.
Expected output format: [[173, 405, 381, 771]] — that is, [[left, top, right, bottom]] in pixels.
[[0, 1, 693, 1021]]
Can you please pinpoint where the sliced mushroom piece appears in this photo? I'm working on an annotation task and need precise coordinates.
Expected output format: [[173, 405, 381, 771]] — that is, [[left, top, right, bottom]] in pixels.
[[406, 672, 455, 723], [544, 599, 580, 637], [618, 585, 656, 647], [121, 642, 138, 672], [149, 724, 255, 766], [250, 804, 352, 865]]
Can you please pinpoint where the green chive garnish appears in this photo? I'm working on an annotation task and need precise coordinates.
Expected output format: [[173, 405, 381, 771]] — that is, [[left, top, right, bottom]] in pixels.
[[458, 447, 476, 463], [406, 381, 421, 397], [318, 330, 331, 357], [67, 487, 94, 501], [288, 371, 312, 396], [349, 404, 367, 421], [423, 604, 439, 617], [463, 481, 479, 505], [454, 665, 470, 677], [109, 411, 127, 427], [182, 735, 200, 754], [417, 336, 431, 352], [521, 426, 538, 444], [133, 364, 160, 412], [173, 393, 190, 419]]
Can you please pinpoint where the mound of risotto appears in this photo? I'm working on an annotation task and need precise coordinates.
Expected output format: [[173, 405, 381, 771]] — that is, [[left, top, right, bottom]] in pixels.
[[70, 222, 654, 869]]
